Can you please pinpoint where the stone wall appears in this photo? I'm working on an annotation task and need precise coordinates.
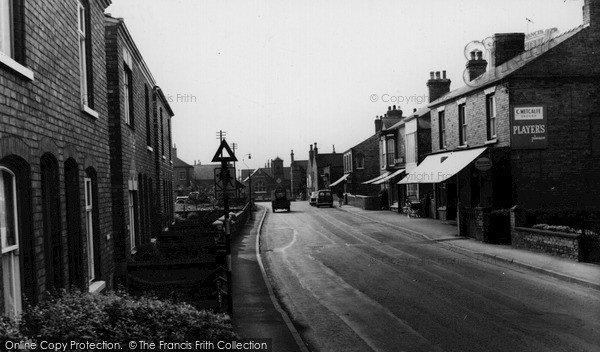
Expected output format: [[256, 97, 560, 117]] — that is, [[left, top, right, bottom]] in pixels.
[[512, 227, 582, 261], [347, 194, 380, 210]]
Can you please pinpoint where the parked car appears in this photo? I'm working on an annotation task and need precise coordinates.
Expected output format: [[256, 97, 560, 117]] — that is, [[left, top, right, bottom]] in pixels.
[[316, 189, 333, 208], [309, 191, 318, 206]]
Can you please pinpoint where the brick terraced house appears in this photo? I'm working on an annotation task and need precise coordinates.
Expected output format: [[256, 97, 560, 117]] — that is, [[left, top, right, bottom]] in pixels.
[[400, 0, 600, 238], [0, 0, 114, 317], [105, 15, 174, 285]]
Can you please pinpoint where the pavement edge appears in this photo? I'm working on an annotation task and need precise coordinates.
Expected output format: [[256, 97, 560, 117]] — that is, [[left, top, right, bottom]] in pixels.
[[338, 207, 600, 292], [254, 206, 311, 352]]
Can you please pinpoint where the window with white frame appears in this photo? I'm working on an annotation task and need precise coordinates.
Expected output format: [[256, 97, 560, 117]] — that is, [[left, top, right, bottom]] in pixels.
[[343, 153, 352, 173], [439, 111, 446, 149], [77, 0, 89, 106], [458, 104, 467, 145], [123, 66, 133, 125], [129, 191, 136, 251], [84, 177, 95, 282], [356, 154, 364, 169], [254, 180, 266, 193], [486, 94, 497, 140], [380, 139, 386, 169], [0, 167, 22, 317], [0, 0, 13, 57], [406, 132, 417, 164], [386, 138, 395, 168]]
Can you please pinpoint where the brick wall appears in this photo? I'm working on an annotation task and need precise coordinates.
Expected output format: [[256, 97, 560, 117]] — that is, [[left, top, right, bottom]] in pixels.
[[347, 134, 380, 196], [106, 17, 173, 274], [431, 82, 510, 153], [510, 78, 600, 209], [0, 0, 113, 303]]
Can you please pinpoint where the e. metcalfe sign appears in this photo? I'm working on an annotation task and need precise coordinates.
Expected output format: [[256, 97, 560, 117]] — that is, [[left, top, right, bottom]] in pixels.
[[511, 105, 547, 149]]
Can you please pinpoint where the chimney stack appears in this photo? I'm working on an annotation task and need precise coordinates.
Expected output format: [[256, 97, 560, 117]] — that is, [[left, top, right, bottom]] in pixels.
[[427, 70, 451, 103], [375, 115, 383, 133], [491, 33, 525, 67], [583, 0, 600, 28], [290, 150, 295, 163], [466, 49, 488, 81]]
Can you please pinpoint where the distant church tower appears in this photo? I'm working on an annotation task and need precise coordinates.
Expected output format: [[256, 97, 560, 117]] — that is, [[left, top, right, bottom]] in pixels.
[[271, 157, 284, 180]]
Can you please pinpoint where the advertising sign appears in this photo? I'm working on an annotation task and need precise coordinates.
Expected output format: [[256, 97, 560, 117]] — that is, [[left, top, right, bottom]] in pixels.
[[510, 106, 547, 149]]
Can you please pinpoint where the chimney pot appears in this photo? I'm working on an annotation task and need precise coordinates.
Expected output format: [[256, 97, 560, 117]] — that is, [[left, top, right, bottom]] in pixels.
[[476, 50, 483, 60], [388, 106, 391, 111], [430, 71, 434, 79], [470, 51, 476, 60], [435, 71, 441, 79], [393, 105, 396, 110], [442, 70, 446, 79], [413, 108, 417, 112]]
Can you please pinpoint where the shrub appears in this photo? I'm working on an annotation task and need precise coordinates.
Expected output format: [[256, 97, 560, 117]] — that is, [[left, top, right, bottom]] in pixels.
[[17, 290, 237, 350], [0, 315, 23, 342], [132, 242, 164, 262], [532, 223, 582, 234]]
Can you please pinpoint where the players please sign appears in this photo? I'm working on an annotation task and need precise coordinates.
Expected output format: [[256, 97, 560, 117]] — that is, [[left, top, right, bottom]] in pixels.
[[511, 105, 548, 149]]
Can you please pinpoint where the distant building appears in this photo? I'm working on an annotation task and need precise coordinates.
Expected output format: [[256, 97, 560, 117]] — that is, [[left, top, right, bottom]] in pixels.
[[371, 107, 404, 209], [306, 143, 344, 195], [172, 147, 193, 197], [341, 134, 380, 197], [289, 150, 308, 199], [241, 157, 291, 201]]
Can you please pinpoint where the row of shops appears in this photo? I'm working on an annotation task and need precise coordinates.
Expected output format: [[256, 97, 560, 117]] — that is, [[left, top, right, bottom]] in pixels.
[[336, 1, 600, 239]]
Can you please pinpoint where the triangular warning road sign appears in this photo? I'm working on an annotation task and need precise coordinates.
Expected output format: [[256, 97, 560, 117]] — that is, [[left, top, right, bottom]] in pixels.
[[212, 139, 238, 162]]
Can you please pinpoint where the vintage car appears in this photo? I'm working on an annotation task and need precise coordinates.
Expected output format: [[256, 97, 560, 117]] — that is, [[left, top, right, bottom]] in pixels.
[[309, 191, 318, 206], [272, 185, 291, 212], [316, 189, 333, 208]]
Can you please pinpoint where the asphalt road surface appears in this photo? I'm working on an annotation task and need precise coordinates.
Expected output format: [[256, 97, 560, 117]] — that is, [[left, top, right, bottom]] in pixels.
[[259, 201, 600, 352]]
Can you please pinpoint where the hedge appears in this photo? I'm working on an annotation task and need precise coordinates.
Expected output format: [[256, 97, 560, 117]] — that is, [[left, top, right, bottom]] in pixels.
[[0, 290, 237, 351]]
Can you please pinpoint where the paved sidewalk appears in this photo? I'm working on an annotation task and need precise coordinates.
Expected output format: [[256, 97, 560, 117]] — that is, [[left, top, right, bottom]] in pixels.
[[338, 205, 600, 291], [231, 207, 308, 352]]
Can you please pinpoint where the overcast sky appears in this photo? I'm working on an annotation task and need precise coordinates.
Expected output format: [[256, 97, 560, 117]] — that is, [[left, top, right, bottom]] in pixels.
[[106, 0, 583, 171]]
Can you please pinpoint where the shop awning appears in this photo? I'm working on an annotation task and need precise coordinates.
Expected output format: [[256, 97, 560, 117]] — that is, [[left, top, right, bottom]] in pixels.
[[398, 147, 487, 184], [330, 173, 350, 187], [372, 169, 405, 184], [362, 171, 391, 184]]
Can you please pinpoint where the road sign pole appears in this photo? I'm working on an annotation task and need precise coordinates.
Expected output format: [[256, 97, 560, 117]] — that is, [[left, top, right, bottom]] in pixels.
[[211, 139, 237, 317], [222, 161, 233, 317]]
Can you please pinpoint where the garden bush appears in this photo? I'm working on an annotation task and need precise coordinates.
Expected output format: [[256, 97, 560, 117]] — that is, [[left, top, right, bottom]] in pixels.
[[12, 290, 237, 350]]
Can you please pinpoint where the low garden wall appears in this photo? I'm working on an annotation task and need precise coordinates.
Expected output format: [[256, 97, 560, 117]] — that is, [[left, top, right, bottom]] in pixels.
[[510, 206, 600, 262], [347, 194, 379, 210], [512, 226, 583, 261]]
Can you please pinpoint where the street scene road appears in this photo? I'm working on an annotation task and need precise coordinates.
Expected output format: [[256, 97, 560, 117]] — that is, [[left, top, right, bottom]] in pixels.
[[259, 201, 600, 352]]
